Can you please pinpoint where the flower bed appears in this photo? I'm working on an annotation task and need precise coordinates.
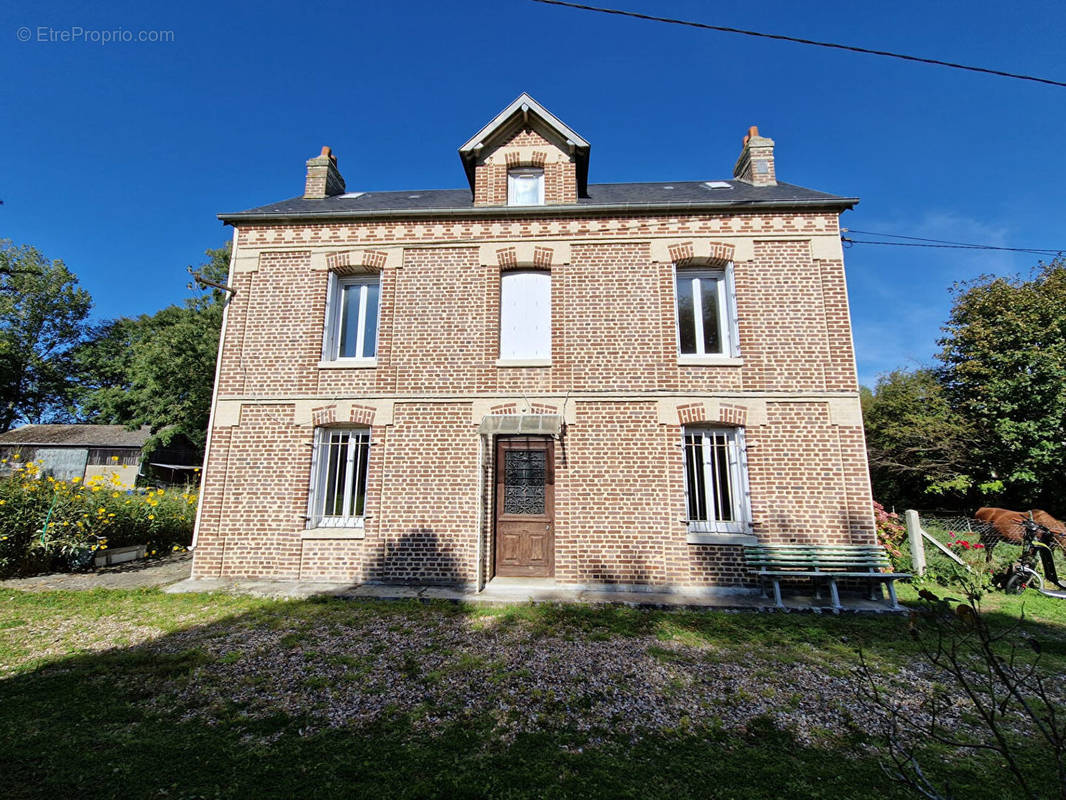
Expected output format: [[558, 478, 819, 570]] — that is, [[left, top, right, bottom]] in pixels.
[[0, 458, 196, 577]]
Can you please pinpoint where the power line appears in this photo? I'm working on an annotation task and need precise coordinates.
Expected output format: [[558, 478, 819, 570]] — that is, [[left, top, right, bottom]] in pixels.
[[841, 237, 1063, 256], [843, 229, 1063, 255], [529, 0, 1066, 89]]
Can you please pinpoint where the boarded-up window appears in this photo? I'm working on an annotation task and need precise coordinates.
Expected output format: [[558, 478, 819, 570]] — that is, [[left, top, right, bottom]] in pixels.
[[499, 270, 551, 361]]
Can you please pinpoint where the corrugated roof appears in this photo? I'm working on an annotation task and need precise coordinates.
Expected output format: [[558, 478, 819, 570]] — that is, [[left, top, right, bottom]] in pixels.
[[219, 180, 857, 223], [0, 424, 152, 448]]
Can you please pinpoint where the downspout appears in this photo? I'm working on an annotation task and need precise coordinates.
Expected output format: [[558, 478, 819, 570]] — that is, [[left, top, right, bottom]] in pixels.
[[474, 433, 486, 592], [190, 226, 238, 550]]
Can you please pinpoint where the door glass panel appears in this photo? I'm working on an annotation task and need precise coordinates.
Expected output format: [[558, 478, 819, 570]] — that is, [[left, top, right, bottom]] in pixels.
[[503, 449, 546, 515]]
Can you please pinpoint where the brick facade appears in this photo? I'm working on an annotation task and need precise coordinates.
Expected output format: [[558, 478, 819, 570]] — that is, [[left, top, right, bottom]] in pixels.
[[193, 97, 875, 590]]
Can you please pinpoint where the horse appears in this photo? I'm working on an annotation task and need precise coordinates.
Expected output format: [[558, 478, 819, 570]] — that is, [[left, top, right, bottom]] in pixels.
[[975, 507, 1066, 588]]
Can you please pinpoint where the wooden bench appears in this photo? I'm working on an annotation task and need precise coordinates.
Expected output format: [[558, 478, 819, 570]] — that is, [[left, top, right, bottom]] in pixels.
[[744, 544, 909, 612]]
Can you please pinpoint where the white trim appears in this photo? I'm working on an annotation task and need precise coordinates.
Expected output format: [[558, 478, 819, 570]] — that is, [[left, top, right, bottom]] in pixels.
[[309, 427, 371, 529], [686, 532, 758, 546], [191, 227, 238, 551], [323, 273, 380, 362], [673, 264, 739, 359], [677, 356, 744, 366], [458, 92, 590, 155], [495, 359, 552, 368], [300, 528, 366, 540], [317, 358, 378, 369], [507, 167, 545, 206], [682, 426, 752, 535]]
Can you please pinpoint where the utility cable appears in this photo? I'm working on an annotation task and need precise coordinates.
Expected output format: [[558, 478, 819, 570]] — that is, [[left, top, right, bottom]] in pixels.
[[530, 0, 1066, 89]]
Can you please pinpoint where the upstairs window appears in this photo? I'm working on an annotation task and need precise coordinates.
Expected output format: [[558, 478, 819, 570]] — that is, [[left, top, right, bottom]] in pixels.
[[675, 267, 738, 358], [499, 270, 551, 362], [310, 428, 371, 528], [683, 427, 750, 534], [507, 167, 544, 206], [324, 274, 379, 361]]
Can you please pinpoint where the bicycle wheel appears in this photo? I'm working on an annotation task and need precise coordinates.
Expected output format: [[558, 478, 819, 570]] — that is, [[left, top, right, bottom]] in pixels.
[[1005, 567, 1043, 594]]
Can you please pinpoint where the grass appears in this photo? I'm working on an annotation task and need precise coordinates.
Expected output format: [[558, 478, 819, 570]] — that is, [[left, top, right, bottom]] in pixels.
[[1, 587, 1065, 799]]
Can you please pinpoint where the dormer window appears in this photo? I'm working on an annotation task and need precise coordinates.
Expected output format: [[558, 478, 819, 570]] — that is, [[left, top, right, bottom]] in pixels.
[[507, 168, 544, 206]]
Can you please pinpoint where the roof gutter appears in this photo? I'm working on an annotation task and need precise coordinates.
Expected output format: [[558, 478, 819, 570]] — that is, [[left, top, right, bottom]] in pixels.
[[218, 197, 859, 225]]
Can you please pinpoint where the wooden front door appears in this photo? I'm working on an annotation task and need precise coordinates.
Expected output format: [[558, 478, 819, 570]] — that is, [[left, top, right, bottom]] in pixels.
[[494, 436, 555, 578]]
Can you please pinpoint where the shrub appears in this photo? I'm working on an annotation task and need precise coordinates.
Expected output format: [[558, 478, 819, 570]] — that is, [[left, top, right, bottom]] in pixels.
[[0, 458, 197, 577], [874, 501, 906, 562]]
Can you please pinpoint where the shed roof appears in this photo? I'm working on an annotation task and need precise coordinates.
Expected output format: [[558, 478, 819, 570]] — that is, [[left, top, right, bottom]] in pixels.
[[0, 424, 152, 448]]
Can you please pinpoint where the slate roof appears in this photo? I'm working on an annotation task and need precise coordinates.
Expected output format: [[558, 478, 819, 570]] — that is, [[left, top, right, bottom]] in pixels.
[[0, 425, 152, 448], [219, 179, 857, 223]]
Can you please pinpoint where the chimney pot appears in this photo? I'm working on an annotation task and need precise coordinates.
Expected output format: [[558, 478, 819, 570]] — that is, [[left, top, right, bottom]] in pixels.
[[304, 145, 346, 198]]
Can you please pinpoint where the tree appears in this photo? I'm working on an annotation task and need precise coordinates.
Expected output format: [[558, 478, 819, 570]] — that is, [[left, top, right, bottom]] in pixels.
[[862, 369, 974, 509], [937, 258, 1066, 508], [74, 245, 230, 452], [0, 242, 92, 430]]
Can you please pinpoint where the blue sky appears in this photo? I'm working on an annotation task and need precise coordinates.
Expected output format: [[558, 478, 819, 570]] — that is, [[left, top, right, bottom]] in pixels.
[[2, 0, 1063, 387]]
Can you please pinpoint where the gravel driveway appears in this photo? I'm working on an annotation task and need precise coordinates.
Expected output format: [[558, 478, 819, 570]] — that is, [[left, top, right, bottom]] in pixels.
[[0, 552, 192, 591]]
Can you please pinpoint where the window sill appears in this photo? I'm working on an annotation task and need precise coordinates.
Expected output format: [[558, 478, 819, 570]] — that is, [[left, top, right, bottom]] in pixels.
[[496, 359, 552, 368], [300, 527, 366, 540], [677, 356, 744, 366], [318, 358, 378, 369], [686, 531, 758, 546]]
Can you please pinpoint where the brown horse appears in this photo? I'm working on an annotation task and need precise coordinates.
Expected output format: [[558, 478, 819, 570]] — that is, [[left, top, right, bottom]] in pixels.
[[974, 507, 1066, 558]]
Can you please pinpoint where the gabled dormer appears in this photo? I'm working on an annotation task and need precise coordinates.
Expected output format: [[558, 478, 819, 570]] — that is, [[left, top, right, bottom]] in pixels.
[[459, 93, 590, 207]]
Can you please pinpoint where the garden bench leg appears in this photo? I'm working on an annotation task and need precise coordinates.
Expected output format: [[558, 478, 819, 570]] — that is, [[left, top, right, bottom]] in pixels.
[[886, 580, 900, 611], [772, 579, 784, 610], [828, 579, 841, 614]]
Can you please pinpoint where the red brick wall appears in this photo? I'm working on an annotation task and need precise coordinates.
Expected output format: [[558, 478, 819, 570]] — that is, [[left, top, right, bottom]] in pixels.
[[473, 126, 577, 206], [193, 199, 873, 586]]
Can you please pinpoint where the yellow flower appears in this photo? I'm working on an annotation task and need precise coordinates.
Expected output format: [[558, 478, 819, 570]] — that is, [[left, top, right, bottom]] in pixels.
[[111, 455, 119, 462], [12, 454, 19, 460], [0, 500, 5, 505], [111, 492, 120, 498], [148, 514, 155, 520], [97, 507, 105, 513], [107, 513, 115, 517], [71, 477, 80, 483], [100, 544, 107, 550]]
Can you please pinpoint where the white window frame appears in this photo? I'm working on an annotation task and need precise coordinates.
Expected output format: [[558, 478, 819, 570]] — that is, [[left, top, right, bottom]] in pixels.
[[682, 426, 751, 536], [507, 167, 545, 206], [322, 273, 380, 363], [498, 269, 551, 364], [308, 427, 371, 529], [673, 265, 740, 362]]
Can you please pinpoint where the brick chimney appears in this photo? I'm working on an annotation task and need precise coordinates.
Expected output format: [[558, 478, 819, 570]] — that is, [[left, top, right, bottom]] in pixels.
[[304, 146, 346, 198], [732, 126, 776, 187]]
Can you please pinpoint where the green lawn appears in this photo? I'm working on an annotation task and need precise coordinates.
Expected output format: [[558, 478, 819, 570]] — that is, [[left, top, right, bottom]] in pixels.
[[1, 587, 1064, 799]]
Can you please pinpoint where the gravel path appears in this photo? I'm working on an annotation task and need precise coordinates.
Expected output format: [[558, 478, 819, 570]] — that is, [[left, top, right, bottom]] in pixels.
[[0, 552, 192, 591]]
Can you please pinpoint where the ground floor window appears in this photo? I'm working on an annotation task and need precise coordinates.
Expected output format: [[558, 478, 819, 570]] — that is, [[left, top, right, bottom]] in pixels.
[[683, 427, 750, 533], [310, 428, 370, 528]]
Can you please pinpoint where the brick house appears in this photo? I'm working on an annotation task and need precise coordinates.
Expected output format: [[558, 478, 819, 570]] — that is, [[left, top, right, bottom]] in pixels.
[[191, 93, 875, 590]]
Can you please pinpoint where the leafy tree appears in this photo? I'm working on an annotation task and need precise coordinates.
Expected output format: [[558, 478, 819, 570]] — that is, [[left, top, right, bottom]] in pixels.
[[937, 258, 1066, 508], [74, 245, 230, 452], [862, 368, 974, 509], [0, 242, 92, 430]]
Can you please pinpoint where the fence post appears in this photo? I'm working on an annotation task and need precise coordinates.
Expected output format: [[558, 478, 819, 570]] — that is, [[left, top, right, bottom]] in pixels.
[[905, 509, 926, 576]]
